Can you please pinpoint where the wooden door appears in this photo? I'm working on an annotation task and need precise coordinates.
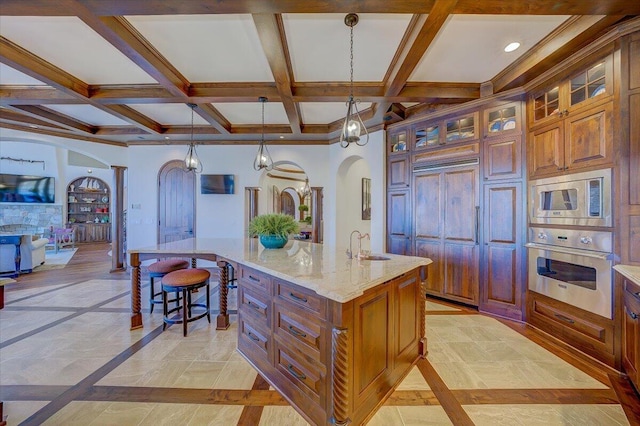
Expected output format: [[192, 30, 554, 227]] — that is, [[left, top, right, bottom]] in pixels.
[[158, 160, 196, 244], [484, 136, 522, 181], [280, 191, 295, 217], [442, 165, 479, 305], [564, 102, 613, 172], [528, 122, 564, 178], [480, 183, 524, 320], [387, 190, 411, 255], [414, 170, 443, 294], [388, 155, 410, 189]]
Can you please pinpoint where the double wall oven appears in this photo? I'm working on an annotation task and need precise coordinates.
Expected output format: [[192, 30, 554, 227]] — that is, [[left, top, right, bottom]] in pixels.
[[526, 169, 614, 319]]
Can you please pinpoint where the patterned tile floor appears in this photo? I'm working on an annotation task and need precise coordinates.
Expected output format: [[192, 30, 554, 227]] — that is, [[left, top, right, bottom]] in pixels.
[[0, 279, 635, 425]]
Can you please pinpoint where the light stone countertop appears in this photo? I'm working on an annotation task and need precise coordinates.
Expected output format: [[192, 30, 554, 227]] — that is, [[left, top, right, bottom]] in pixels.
[[613, 264, 640, 284], [129, 238, 432, 303]]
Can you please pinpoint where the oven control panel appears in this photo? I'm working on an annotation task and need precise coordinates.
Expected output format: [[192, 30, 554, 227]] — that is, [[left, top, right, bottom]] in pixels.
[[530, 228, 612, 253]]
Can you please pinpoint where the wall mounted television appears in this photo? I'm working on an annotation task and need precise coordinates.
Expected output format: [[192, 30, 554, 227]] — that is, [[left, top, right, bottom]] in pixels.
[[201, 174, 235, 194], [0, 174, 55, 203]]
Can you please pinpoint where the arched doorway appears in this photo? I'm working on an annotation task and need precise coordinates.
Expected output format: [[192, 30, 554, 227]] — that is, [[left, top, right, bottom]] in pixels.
[[158, 160, 196, 243]]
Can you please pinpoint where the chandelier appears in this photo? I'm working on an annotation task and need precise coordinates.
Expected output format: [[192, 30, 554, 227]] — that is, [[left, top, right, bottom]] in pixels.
[[184, 103, 203, 173], [253, 96, 274, 171]]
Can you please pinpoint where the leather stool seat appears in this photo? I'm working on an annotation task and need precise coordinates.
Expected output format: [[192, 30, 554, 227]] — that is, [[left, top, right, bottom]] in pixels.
[[148, 259, 189, 313], [162, 268, 211, 336]]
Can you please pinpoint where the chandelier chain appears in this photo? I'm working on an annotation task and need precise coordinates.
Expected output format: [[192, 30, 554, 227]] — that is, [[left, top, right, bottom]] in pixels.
[[349, 24, 354, 98]]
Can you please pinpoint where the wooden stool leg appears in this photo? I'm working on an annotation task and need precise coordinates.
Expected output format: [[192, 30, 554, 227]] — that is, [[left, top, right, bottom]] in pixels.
[[182, 288, 188, 337], [150, 276, 155, 313], [162, 289, 168, 331], [206, 281, 211, 323]]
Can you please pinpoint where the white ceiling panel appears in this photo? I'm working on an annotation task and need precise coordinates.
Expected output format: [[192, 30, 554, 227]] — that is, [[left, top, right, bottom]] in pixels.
[[0, 64, 48, 85], [0, 16, 157, 85], [300, 102, 373, 124], [213, 102, 289, 125], [283, 13, 412, 82], [126, 15, 275, 83], [46, 105, 131, 126], [410, 15, 569, 83], [128, 103, 209, 126]]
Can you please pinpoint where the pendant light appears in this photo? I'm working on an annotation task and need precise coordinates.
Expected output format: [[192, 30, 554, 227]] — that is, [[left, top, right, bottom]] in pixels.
[[184, 103, 203, 173], [339, 13, 368, 148], [253, 96, 274, 171], [298, 177, 311, 199]]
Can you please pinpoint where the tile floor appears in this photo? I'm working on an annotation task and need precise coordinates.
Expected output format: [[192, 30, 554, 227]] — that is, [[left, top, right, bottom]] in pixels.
[[0, 279, 634, 425]]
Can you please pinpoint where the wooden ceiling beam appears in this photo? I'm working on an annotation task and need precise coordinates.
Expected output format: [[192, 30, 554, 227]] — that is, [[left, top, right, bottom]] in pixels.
[[8, 105, 96, 134], [492, 15, 624, 93], [0, 121, 126, 146], [0, 87, 81, 105], [86, 15, 190, 98], [253, 13, 302, 135], [0, 36, 89, 97], [102, 104, 164, 134], [0, 108, 68, 130], [2, 0, 638, 16], [193, 104, 231, 134], [0, 36, 163, 134], [384, 0, 458, 97], [189, 83, 281, 102]]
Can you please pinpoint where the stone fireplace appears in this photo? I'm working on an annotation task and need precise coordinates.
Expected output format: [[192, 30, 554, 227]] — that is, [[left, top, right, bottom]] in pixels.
[[0, 204, 63, 235]]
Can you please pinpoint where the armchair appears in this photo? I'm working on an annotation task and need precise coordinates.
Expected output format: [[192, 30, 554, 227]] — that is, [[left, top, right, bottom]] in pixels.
[[48, 228, 76, 253]]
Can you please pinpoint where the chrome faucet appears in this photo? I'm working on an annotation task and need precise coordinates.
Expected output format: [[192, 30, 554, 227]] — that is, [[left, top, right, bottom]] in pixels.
[[347, 231, 370, 259]]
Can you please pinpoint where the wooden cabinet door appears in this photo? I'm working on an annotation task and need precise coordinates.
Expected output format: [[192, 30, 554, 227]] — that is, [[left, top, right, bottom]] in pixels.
[[442, 165, 479, 305], [484, 136, 522, 181], [387, 190, 411, 255], [528, 122, 564, 178], [387, 155, 410, 189], [564, 102, 613, 172], [414, 171, 443, 294], [480, 183, 524, 320], [623, 280, 640, 391]]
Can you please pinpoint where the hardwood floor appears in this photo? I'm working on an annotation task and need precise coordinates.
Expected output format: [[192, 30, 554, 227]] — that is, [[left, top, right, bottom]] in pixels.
[[1, 243, 639, 425]]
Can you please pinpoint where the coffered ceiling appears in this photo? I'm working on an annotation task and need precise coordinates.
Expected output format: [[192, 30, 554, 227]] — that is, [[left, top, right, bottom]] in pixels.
[[0, 1, 638, 147]]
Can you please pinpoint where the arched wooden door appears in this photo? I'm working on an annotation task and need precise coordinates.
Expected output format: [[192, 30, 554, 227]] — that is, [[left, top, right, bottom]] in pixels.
[[280, 191, 295, 217], [158, 160, 196, 243]]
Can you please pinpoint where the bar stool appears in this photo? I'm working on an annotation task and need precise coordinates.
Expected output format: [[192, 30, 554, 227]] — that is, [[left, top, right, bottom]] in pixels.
[[148, 259, 189, 313], [161, 268, 211, 336]]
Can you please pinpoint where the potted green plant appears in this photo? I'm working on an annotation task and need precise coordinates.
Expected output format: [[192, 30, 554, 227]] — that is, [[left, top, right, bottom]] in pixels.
[[249, 213, 300, 249]]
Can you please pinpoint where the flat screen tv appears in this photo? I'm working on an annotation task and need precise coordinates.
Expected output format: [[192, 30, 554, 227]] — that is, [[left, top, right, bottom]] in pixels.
[[201, 174, 235, 194], [0, 174, 55, 203]]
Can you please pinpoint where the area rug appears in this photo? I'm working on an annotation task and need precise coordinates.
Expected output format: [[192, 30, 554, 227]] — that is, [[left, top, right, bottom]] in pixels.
[[34, 248, 78, 271]]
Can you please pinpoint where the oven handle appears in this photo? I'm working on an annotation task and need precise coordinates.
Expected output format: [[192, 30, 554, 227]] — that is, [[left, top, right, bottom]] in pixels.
[[525, 243, 614, 260]]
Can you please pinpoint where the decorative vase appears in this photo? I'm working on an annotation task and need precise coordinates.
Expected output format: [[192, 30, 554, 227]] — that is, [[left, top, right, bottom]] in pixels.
[[259, 235, 287, 249]]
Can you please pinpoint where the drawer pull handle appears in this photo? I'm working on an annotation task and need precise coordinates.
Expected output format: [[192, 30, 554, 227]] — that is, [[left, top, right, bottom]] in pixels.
[[626, 307, 638, 320], [247, 300, 260, 310], [287, 364, 306, 380], [635, 292, 640, 299], [248, 275, 260, 282], [554, 313, 575, 324], [247, 332, 260, 342], [288, 325, 307, 338], [289, 292, 308, 303]]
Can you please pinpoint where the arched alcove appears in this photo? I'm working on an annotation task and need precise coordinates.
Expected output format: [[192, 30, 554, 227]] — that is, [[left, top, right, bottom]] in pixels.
[[335, 155, 372, 249]]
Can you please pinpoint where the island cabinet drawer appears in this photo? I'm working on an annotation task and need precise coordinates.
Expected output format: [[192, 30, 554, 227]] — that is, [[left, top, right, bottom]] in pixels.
[[238, 314, 272, 366], [238, 285, 271, 327], [275, 340, 324, 404], [274, 302, 325, 362], [238, 265, 271, 294], [624, 278, 640, 301], [275, 279, 326, 318]]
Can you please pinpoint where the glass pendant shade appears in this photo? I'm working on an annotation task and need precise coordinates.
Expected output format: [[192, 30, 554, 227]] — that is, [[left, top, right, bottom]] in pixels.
[[253, 141, 273, 171], [184, 103, 203, 173], [299, 177, 311, 198], [253, 96, 273, 171], [184, 143, 202, 173]]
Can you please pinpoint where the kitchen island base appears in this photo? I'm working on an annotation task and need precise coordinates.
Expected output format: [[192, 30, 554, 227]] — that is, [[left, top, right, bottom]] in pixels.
[[236, 264, 426, 425]]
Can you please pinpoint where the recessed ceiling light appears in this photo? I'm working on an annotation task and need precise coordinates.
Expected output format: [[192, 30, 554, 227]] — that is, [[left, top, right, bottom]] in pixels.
[[164, 136, 170, 140], [279, 136, 284, 139], [504, 42, 521, 53], [29, 124, 39, 129]]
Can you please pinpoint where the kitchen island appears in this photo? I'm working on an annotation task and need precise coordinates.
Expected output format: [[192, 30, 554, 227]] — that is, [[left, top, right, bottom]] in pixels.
[[128, 238, 431, 425]]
